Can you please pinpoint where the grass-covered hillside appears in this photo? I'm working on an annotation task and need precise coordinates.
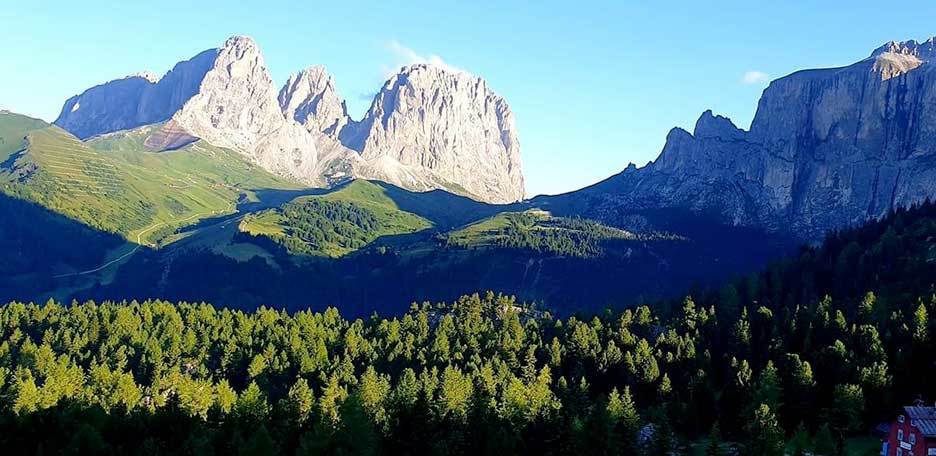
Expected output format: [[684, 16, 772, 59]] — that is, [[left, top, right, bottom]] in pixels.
[[0, 112, 298, 245], [238, 184, 643, 259], [239, 180, 432, 257], [445, 209, 636, 258], [3, 203, 936, 454]]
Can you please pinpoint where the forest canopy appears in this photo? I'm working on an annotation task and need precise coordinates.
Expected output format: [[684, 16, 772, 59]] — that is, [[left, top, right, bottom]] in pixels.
[[1, 203, 935, 455]]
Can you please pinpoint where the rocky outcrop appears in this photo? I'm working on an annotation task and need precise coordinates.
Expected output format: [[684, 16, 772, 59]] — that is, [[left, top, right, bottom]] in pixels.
[[55, 36, 527, 203], [343, 64, 524, 203], [277, 63, 527, 203], [54, 49, 217, 139], [278, 66, 351, 137], [565, 37, 936, 240], [167, 36, 319, 182], [55, 36, 321, 184]]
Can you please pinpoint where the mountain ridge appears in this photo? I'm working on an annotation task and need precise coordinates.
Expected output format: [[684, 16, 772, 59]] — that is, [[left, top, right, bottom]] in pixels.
[[536, 36, 936, 241], [53, 36, 526, 204]]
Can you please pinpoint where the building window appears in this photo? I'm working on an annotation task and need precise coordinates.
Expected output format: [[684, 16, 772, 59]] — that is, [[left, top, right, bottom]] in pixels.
[[898, 429, 904, 441], [910, 433, 916, 445], [897, 447, 903, 456], [899, 415, 906, 423]]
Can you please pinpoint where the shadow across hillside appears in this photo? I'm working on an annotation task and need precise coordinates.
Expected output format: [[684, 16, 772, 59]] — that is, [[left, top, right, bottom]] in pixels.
[[1, 178, 802, 320], [177, 187, 332, 235], [366, 180, 525, 229], [0, 192, 127, 300]]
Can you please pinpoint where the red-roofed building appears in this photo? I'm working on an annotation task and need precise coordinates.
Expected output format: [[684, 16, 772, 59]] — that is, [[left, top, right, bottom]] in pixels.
[[883, 405, 936, 456]]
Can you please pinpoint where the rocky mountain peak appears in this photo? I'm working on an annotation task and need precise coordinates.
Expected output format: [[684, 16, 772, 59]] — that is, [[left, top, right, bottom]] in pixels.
[[53, 36, 527, 204], [167, 35, 319, 181], [692, 110, 745, 140], [346, 63, 525, 203], [129, 71, 161, 83], [592, 36, 936, 240], [871, 37, 936, 60], [396, 63, 472, 83], [278, 65, 350, 137], [869, 37, 936, 80], [54, 48, 217, 140], [221, 35, 260, 55]]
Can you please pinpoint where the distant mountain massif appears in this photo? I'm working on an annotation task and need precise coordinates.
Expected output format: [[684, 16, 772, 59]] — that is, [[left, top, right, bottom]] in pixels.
[[3, 36, 936, 316], [54, 36, 524, 204]]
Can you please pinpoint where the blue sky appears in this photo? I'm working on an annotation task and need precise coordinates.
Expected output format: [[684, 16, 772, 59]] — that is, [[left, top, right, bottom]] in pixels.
[[3, 1, 936, 196]]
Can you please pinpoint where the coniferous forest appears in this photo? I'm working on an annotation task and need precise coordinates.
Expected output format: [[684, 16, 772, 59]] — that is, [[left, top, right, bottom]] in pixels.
[[2, 203, 936, 455]]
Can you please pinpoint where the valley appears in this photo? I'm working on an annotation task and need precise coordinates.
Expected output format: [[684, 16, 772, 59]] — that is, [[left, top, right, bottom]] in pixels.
[[1, 29, 935, 455]]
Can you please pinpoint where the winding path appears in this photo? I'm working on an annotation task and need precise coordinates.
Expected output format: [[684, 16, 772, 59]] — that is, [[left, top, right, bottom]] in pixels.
[[52, 210, 222, 279]]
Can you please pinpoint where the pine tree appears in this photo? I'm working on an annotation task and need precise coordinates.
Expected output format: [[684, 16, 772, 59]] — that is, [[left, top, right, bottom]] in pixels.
[[214, 379, 237, 415], [751, 361, 781, 413], [745, 404, 784, 456], [789, 422, 812, 456], [358, 366, 391, 431], [242, 425, 277, 456], [813, 423, 836, 456], [705, 423, 723, 456], [857, 292, 876, 322], [12, 371, 40, 415], [913, 302, 929, 343], [286, 377, 315, 424], [831, 384, 863, 433], [318, 374, 348, 427], [236, 381, 270, 422]]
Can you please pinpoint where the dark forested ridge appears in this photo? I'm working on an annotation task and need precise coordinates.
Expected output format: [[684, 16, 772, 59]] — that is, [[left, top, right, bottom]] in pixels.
[[2, 202, 936, 454]]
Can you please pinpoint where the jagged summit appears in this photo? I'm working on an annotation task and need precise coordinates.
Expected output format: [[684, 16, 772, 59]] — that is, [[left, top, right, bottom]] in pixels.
[[278, 65, 350, 138], [128, 71, 161, 83], [581, 36, 936, 240], [165, 34, 320, 182], [867, 37, 936, 80], [223, 34, 257, 47], [54, 48, 218, 139], [54, 35, 527, 204], [692, 110, 744, 140], [345, 62, 525, 203], [871, 37, 936, 60]]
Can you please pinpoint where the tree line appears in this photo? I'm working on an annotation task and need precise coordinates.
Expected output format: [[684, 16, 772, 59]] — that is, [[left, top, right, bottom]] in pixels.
[[2, 202, 936, 454]]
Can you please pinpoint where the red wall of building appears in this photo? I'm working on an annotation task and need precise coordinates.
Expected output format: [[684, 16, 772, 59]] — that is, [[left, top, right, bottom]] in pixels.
[[885, 413, 936, 456]]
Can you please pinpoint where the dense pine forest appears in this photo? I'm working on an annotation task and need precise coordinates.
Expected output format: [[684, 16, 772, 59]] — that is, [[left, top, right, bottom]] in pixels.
[[2, 202, 936, 455], [444, 211, 639, 258]]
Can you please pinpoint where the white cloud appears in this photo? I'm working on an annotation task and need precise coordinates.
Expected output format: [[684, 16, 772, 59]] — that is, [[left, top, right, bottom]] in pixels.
[[742, 70, 770, 85], [384, 40, 465, 76]]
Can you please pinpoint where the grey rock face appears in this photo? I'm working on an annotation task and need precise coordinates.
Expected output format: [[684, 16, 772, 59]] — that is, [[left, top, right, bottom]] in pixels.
[[56, 38, 527, 203], [344, 64, 525, 203], [168, 36, 319, 183], [55, 36, 321, 184], [581, 37, 936, 240], [278, 66, 351, 137], [54, 49, 217, 139]]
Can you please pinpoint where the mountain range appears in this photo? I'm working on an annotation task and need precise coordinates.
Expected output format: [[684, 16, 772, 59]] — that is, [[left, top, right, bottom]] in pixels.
[[54, 36, 525, 204], [534, 37, 936, 240], [3, 35, 936, 315]]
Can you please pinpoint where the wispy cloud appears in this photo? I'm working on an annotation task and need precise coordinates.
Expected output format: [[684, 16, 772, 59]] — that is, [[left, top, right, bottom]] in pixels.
[[383, 40, 465, 76], [742, 70, 770, 85]]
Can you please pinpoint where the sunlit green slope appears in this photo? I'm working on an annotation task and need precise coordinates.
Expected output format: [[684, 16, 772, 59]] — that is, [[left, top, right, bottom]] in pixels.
[[444, 209, 635, 257], [240, 180, 432, 257], [0, 112, 299, 245]]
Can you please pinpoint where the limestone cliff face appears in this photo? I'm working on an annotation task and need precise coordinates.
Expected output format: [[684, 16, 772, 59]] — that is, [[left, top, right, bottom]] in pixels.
[[168, 36, 319, 182], [56, 39, 527, 203], [54, 49, 217, 139], [342, 64, 525, 203], [572, 37, 936, 240], [278, 66, 351, 138]]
